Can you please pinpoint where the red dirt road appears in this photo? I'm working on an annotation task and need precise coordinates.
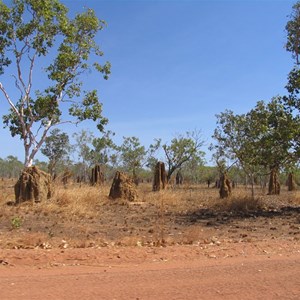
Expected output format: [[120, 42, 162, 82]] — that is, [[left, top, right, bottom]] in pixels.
[[1, 241, 300, 300]]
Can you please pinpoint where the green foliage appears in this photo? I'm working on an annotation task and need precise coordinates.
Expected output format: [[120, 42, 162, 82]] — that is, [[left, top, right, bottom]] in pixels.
[[73, 129, 94, 165], [72, 129, 117, 181], [117, 137, 161, 178], [145, 138, 161, 171], [286, 2, 300, 64], [180, 155, 206, 183], [283, 2, 300, 162], [212, 97, 299, 177], [0, 0, 110, 167], [0, 156, 23, 178], [33, 159, 48, 172], [119, 136, 146, 178], [90, 130, 116, 165], [69, 90, 108, 131], [284, 2, 300, 114], [210, 1, 300, 194], [198, 165, 219, 183], [41, 128, 71, 175], [163, 130, 205, 181], [11, 216, 22, 229]]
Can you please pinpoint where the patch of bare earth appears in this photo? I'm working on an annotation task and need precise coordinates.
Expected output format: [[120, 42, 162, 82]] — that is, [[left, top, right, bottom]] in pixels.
[[0, 180, 299, 299]]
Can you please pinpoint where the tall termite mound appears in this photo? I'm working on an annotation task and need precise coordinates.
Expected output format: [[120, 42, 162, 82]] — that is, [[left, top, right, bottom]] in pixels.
[[62, 169, 73, 186], [15, 166, 52, 204], [152, 161, 167, 191], [90, 165, 104, 186], [268, 168, 280, 195], [219, 173, 232, 199], [176, 171, 183, 185], [287, 172, 297, 191], [109, 171, 138, 201]]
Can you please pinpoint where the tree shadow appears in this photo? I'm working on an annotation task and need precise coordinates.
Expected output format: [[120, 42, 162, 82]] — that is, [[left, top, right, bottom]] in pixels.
[[175, 206, 300, 227]]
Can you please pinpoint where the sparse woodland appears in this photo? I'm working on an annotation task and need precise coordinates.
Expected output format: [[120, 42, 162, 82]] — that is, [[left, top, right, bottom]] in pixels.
[[0, 1, 300, 250]]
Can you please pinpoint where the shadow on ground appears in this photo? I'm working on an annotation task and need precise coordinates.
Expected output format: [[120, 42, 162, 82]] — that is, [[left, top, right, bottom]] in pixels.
[[175, 206, 300, 227]]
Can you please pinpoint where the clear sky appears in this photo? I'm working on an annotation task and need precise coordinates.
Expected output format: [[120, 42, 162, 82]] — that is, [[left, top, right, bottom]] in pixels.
[[0, 0, 296, 164]]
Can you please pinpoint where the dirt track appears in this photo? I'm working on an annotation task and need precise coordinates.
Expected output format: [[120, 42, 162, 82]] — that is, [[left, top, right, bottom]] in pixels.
[[1, 241, 299, 300], [1, 184, 300, 299]]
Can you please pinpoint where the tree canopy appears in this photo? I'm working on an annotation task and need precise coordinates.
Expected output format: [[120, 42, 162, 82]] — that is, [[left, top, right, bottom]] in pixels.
[[212, 96, 300, 195], [0, 0, 110, 167], [41, 128, 71, 176], [284, 1, 300, 119], [163, 130, 205, 182]]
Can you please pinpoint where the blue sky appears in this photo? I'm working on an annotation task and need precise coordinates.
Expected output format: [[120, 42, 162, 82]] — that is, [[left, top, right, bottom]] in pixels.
[[0, 0, 296, 164]]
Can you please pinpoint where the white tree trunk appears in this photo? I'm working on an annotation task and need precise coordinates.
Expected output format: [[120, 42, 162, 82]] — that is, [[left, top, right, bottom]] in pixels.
[[25, 158, 33, 168]]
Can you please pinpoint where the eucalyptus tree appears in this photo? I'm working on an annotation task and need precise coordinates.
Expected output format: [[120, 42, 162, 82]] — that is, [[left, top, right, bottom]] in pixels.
[[118, 136, 146, 180], [163, 130, 205, 182], [284, 1, 300, 160], [180, 154, 205, 184], [145, 138, 162, 171], [0, 0, 110, 167], [212, 107, 271, 194], [248, 98, 298, 194], [41, 128, 71, 176], [72, 129, 94, 181], [210, 1, 300, 196], [212, 97, 299, 195], [0, 156, 23, 178], [286, 1, 300, 65], [118, 137, 161, 180], [90, 130, 117, 166], [6, 155, 23, 178]]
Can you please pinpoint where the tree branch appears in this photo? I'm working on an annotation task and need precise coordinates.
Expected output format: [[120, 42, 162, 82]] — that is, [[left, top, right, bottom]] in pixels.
[[0, 82, 20, 117]]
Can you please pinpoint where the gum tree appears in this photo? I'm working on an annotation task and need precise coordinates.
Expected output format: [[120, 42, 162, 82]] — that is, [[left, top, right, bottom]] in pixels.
[[212, 108, 266, 197], [41, 128, 71, 176], [244, 98, 298, 195], [119, 136, 146, 180], [72, 129, 94, 182], [118, 137, 161, 180], [212, 97, 298, 196], [0, 155, 23, 178], [163, 130, 205, 182], [90, 130, 117, 166], [0, 0, 110, 167], [284, 1, 300, 157]]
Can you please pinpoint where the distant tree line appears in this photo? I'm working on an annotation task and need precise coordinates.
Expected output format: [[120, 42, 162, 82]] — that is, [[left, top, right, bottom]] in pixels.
[[1, 0, 300, 197], [0, 128, 209, 183], [210, 1, 300, 196]]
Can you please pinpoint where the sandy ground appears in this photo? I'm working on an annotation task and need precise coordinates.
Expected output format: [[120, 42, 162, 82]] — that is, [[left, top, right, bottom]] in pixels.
[[1, 239, 299, 300], [1, 183, 300, 299]]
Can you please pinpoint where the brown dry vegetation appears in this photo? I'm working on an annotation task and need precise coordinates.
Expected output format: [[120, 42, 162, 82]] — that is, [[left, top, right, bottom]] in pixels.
[[0, 178, 300, 250]]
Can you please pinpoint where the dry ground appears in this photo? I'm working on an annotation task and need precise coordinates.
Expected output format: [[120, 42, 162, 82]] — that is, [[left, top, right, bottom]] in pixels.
[[1, 179, 299, 249], [0, 179, 300, 299]]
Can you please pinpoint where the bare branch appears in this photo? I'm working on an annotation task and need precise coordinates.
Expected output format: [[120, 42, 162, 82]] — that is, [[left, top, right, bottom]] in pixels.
[[12, 74, 24, 97], [26, 51, 36, 97], [0, 82, 20, 117], [25, 51, 37, 121], [14, 41, 28, 94]]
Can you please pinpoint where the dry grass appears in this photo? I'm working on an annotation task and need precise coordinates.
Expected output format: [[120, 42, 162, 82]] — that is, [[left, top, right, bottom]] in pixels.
[[0, 179, 299, 249], [213, 188, 264, 213], [50, 184, 108, 218]]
